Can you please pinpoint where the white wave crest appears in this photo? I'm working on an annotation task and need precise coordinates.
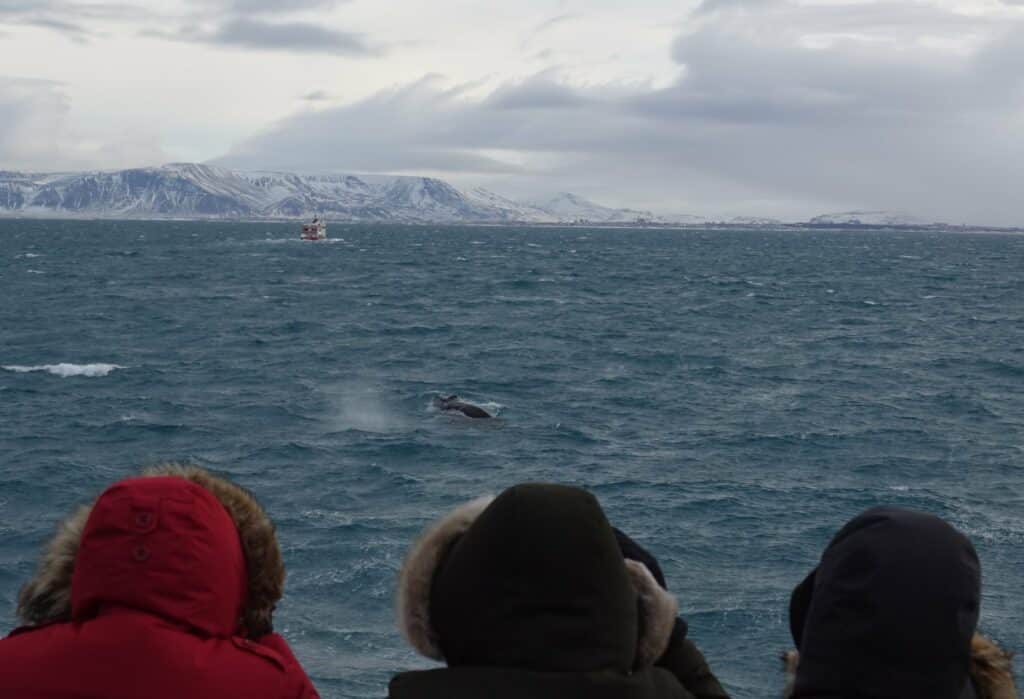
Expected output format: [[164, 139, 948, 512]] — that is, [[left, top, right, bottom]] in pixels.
[[3, 363, 125, 377]]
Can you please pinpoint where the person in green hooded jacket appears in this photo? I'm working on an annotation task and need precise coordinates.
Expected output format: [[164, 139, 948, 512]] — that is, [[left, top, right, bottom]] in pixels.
[[390, 483, 729, 699]]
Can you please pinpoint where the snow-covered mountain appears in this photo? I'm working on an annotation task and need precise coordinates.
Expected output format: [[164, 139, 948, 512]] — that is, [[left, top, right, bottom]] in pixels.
[[464, 187, 554, 223], [0, 164, 533, 223], [530, 192, 658, 223], [0, 164, 691, 224], [0, 165, 954, 227]]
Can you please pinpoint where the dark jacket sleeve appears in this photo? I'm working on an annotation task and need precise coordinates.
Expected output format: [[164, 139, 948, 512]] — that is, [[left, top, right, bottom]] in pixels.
[[657, 625, 730, 699]]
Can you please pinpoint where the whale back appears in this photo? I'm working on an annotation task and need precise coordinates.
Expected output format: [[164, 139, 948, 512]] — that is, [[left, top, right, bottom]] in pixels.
[[435, 395, 492, 419]]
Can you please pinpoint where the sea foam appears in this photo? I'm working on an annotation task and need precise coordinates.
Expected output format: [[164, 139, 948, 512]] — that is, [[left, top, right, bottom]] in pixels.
[[3, 363, 125, 377]]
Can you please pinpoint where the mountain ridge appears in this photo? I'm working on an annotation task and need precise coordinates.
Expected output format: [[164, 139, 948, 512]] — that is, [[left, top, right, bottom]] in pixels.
[[0, 163, 978, 228], [0, 163, 662, 224]]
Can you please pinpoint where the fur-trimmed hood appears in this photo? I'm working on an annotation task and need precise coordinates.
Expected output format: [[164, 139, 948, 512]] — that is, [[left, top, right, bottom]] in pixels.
[[397, 495, 495, 661], [396, 484, 679, 673], [782, 634, 1018, 699], [16, 464, 284, 639]]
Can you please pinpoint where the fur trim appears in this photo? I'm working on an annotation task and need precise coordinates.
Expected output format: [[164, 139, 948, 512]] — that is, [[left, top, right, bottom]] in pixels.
[[971, 634, 1018, 699], [780, 649, 799, 699], [625, 558, 679, 666], [15, 464, 284, 639], [16, 504, 92, 626], [780, 635, 1017, 699], [396, 495, 494, 660]]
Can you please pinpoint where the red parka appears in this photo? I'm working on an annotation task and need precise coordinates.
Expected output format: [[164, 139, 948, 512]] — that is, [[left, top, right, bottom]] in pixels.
[[0, 471, 319, 699]]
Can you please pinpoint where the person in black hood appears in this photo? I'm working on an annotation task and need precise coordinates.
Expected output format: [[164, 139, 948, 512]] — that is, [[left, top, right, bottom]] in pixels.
[[784, 506, 1017, 699], [390, 483, 729, 699]]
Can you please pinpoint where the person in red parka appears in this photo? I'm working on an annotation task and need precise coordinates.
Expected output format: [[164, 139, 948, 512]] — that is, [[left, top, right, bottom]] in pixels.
[[0, 463, 319, 699]]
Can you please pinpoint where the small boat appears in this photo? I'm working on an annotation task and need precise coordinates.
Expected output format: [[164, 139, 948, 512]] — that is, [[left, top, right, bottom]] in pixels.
[[301, 215, 327, 240]]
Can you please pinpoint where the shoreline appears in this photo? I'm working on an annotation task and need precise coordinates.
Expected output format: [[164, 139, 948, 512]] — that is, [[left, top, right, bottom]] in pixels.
[[0, 214, 1021, 235]]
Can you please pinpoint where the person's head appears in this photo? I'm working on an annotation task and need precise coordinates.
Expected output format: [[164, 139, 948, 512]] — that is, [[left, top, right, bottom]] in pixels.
[[789, 506, 981, 698], [16, 463, 284, 639], [396, 483, 678, 673]]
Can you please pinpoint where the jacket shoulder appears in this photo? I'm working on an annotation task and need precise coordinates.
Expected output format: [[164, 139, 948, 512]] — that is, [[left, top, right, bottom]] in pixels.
[[657, 638, 730, 699], [780, 634, 1017, 699], [243, 634, 321, 699]]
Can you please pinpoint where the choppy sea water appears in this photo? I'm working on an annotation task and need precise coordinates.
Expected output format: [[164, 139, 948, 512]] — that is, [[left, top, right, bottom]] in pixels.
[[1, 219, 1022, 697]]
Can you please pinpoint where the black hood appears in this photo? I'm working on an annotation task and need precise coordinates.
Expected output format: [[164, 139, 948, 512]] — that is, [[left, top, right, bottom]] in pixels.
[[430, 484, 639, 674], [789, 506, 981, 699]]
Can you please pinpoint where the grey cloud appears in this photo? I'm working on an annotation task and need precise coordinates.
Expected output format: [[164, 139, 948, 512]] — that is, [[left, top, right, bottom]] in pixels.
[[0, 76, 164, 170], [217, 4, 1024, 225], [171, 18, 377, 56], [0, 0, 157, 39], [227, 0, 348, 12], [218, 79, 518, 174], [773, 1, 997, 35], [221, 116, 515, 175], [0, 1, 148, 19], [302, 90, 331, 102], [0, 0, 64, 13], [0, 1, 89, 38], [181, 0, 348, 14], [663, 4, 1023, 125], [695, 0, 779, 14], [974, 30, 1024, 90], [27, 16, 90, 39], [0, 80, 68, 159], [654, 39, 964, 126], [0, 0, 373, 55], [484, 77, 590, 110]]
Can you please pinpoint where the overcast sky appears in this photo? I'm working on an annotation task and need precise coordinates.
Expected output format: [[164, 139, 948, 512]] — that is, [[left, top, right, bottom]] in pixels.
[[1, 0, 1022, 223]]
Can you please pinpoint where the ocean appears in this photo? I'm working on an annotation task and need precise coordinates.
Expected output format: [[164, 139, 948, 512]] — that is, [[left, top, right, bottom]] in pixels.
[[1, 219, 1022, 697]]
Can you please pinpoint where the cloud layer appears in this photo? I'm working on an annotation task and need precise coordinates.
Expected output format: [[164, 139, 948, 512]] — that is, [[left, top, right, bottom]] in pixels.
[[220, 2, 1024, 224], [162, 18, 377, 56], [2, 0, 1023, 224], [0, 77, 166, 170], [1, 0, 375, 55]]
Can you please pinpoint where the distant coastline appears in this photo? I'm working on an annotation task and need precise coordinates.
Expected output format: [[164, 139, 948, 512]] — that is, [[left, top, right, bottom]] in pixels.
[[1, 163, 1018, 231], [2, 212, 1020, 235]]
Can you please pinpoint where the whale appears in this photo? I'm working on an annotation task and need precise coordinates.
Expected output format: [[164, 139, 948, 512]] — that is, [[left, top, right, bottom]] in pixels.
[[433, 394, 493, 419]]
